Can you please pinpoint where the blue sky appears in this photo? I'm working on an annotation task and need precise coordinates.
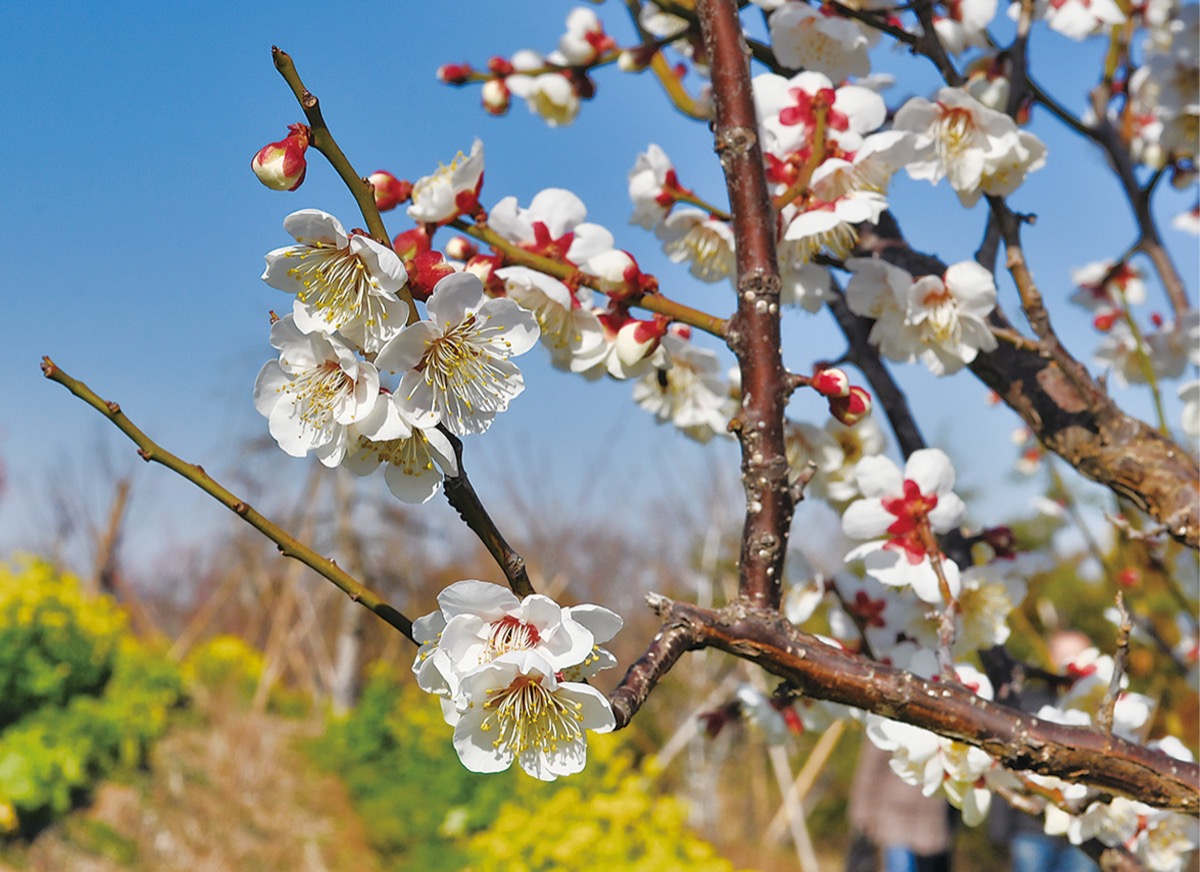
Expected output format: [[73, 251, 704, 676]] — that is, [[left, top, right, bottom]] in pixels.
[[2, 3, 1196, 570]]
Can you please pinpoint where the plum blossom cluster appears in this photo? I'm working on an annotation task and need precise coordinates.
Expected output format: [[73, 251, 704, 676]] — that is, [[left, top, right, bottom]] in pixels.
[[412, 580, 622, 780], [254, 202, 540, 504], [438, 8, 616, 125]]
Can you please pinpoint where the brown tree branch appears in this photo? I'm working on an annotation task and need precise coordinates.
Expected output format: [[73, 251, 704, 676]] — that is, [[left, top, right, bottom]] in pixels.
[[697, 0, 793, 610], [627, 595, 1200, 813], [440, 429, 535, 598]]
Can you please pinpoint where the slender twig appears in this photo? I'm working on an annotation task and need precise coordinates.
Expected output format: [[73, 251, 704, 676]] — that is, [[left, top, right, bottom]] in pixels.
[[40, 357, 414, 642], [1097, 592, 1133, 735], [271, 47, 417, 324]]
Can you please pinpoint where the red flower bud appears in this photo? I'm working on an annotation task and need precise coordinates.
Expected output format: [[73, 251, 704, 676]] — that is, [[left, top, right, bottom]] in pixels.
[[486, 56, 514, 76], [408, 252, 457, 302], [393, 226, 432, 261], [367, 171, 412, 212], [444, 236, 478, 261], [251, 123, 310, 191], [1116, 567, 1141, 588], [811, 366, 851, 398], [828, 386, 872, 426], [437, 63, 474, 85]]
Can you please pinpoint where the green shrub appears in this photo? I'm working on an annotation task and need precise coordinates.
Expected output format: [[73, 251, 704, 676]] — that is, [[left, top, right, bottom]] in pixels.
[[313, 666, 747, 872], [0, 558, 185, 836]]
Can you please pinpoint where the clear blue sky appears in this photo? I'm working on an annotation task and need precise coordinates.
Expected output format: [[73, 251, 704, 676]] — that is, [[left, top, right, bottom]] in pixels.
[[2, 3, 1196, 569]]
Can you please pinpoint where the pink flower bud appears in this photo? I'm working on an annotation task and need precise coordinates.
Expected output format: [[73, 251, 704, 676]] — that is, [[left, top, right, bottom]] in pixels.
[[810, 366, 851, 398], [481, 79, 511, 116], [408, 251, 456, 302], [437, 63, 474, 84], [444, 236, 478, 261], [828, 386, 872, 426], [367, 170, 411, 212], [615, 316, 669, 369], [251, 123, 310, 191]]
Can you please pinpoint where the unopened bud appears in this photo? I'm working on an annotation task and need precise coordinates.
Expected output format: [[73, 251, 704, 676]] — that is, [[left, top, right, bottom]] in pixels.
[[1093, 310, 1120, 332], [367, 171, 412, 212], [465, 254, 504, 295], [811, 366, 850, 398], [445, 236, 478, 261], [408, 251, 457, 302], [393, 226, 432, 260], [487, 56, 514, 76], [481, 79, 511, 116], [251, 123, 310, 191], [585, 250, 655, 302], [1117, 567, 1141, 588], [437, 63, 474, 85], [828, 386, 872, 426], [615, 316, 669, 369]]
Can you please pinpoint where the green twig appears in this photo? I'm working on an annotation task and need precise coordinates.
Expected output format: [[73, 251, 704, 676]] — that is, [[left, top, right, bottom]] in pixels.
[[271, 46, 418, 325], [40, 356, 415, 643]]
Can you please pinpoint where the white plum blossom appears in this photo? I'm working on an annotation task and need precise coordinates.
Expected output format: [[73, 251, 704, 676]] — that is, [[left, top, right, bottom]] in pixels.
[[633, 330, 736, 443], [865, 663, 997, 826], [557, 7, 614, 65], [656, 208, 737, 282], [767, 2, 871, 82], [407, 139, 485, 224], [413, 580, 620, 697], [495, 266, 607, 373], [489, 187, 614, 266], [842, 449, 967, 603], [451, 650, 615, 780], [778, 258, 835, 311], [628, 143, 683, 229], [342, 398, 459, 504], [1173, 204, 1200, 235], [254, 315, 393, 467], [954, 554, 1041, 650], [895, 88, 1046, 206], [1012, 0, 1125, 40], [411, 580, 621, 781], [845, 258, 998, 375], [904, 261, 999, 374], [934, 0, 998, 54], [754, 71, 887, 159], [507, 51, 581, 127], [1068, 259, 1147, 314], [261, 209, 410, 354], [1094, 309, 1200, 386], [781, 163, 889, 261], [1179, 380, 1200, 438], [375, 272, 539, 436]]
